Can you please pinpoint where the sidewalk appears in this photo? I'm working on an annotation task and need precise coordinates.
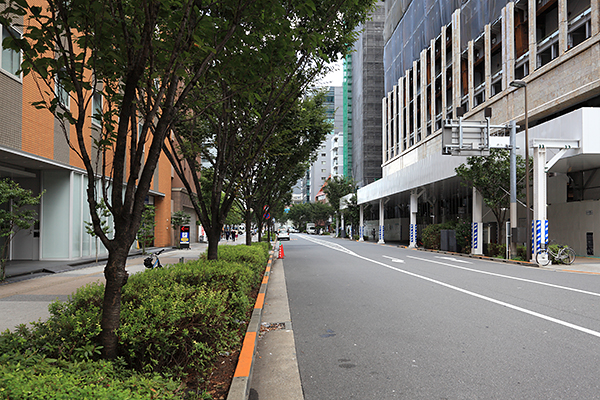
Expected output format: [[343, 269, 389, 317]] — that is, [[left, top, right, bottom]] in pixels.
[[0, 241, 209, 332]]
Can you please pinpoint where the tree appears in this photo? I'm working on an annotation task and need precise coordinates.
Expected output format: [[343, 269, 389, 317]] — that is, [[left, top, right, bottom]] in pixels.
[[0, 180, 43, 281], [455, 149, 527, 244], [323, 175, 356, 236], [240, 92, 332, 244], [137, 205, 156, 255], [164, 0, 377, 259], [84, 199, 111, 263], [0, 0, 258, 359]]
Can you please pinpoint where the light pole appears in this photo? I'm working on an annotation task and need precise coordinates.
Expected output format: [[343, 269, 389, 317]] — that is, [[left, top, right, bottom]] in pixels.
[[510, 79, 530, 261]]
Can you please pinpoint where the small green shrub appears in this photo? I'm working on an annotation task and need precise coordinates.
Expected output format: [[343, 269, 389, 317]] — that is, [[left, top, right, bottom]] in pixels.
[[486, 243, 506, 258], [0, 353, 183, 400]]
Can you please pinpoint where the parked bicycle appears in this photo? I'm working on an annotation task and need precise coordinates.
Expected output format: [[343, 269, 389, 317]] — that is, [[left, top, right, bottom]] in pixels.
[[143, 249, 165, 269], [535, 241, 576, 266]]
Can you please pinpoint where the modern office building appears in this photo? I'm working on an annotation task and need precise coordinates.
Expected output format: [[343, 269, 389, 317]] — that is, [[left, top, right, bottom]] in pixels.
[[358, 0, 600, 257], [0, 23, 184, 268], [351, 2, 385, 188]]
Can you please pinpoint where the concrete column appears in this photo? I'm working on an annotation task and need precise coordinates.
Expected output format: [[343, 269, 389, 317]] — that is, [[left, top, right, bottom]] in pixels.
[[413, 60, 418, 143], [341, 212, 345, 238], [405, 69, 411, 149], [472, 187, 483, 255], [393, 84, 398, 155], [430, 38, 436, 127], [378, 198, 385, 244], [558, 0, 568, 55], [592, 0, 600, 36], [484, 23, 492, 101], [421, 49, 427, 139], [452, 9, 461, 119], [533, 146, 549, 259], [382, 96, 387, 162], [528, 0, 537, 70], [502, 2, 515, 90], [468, 40, 474, 111], [409, 191, 418, 248], [441, 25, 448, 120], [359, 204, 364, 241], [387, 92, 393, 159], [398, 77, 405, 151]]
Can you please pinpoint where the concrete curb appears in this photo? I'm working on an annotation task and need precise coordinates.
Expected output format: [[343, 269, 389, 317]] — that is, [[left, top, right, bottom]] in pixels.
[[227, 244, 276, 400]]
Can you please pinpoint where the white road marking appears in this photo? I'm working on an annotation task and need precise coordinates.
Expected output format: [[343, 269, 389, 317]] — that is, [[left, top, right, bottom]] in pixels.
[[409, 255, 600, 298], [382, 255, 404, 263], [435, 256, 472, 264], [299, 236, 600, 339]]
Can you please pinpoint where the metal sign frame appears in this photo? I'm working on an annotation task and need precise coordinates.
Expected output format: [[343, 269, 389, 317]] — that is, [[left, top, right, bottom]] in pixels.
[[442, 117, 510, 156]]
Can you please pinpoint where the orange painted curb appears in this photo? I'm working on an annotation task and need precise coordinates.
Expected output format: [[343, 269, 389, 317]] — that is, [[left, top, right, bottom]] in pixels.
[[262, 275, 269, 284], [233, 331, 257, 378], [254, 292, 265, 309]]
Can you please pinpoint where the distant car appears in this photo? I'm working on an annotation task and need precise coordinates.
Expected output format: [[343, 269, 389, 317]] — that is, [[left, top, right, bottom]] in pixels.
[[277, 230, 290, 241]]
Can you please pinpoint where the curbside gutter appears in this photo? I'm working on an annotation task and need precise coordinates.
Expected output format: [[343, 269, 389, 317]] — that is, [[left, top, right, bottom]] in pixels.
[[227, 245, 276, 400]]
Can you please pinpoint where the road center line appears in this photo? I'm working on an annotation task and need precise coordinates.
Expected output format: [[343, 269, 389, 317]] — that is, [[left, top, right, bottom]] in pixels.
[[300, 236, 600, 339], [407, 255, 600, 298]]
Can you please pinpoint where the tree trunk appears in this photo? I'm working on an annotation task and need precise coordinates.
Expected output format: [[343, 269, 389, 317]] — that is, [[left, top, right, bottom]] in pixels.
[[206, 224, 222, 260], [100, 249, 129, 359], [245, 210, 252, 246]]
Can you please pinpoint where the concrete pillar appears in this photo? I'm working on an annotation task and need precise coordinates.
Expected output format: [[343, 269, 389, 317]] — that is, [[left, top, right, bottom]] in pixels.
[[393, 84, 398, 155], [592, 0, 600, 36], [378, 198, 385, 244], [502, 2, 515, 90], [468, 40, 474, 111], [409, 191, 418, 248], [472, 187, 483, 255], [382, 96, 387, 162], [413, 60, 418, 143], [558, 0, 568, 56], [533, 146, 549, 259], [441, 25, 448, 120], [528, 0, 537, 70], [430, 38, 436, 128], [398, 77, 404, 150], [341, 212, 345, 238], [452, 9, 461, 119], [359, 204, 364, 241], [420, 49, 427, 139], [484, 23, 492, 101]]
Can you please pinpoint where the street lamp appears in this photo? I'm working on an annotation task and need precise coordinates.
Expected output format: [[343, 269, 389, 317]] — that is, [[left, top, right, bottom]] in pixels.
[[509, 79, 531, 262]]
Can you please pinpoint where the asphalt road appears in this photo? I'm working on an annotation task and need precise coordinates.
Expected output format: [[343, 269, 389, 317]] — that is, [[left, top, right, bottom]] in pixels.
[[284, 234, 600, 399]]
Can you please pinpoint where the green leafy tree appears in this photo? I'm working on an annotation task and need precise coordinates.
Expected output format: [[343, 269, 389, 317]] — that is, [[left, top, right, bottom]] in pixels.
[[137, 205, 156, 255], [323, 175, 356, 236], [455, 149, 527, 244], [84, 199, 111, 263], [164, 0, 377, 259], [0, 180, 43, 281], [0, 0, 261, 359], [241, 92, 332, 244]]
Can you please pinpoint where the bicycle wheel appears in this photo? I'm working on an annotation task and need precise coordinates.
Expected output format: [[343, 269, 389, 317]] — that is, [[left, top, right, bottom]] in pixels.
[[564, 248, 576, 265], [536, 250, 551, 266]]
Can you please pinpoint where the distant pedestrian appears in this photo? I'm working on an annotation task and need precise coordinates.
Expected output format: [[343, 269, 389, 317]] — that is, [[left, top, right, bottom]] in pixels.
[[372, 228, 376, 241], [225, 230, 230, 241]]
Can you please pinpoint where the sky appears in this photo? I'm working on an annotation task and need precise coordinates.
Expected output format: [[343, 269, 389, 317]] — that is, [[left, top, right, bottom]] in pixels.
[[316, 59, 344, 87]]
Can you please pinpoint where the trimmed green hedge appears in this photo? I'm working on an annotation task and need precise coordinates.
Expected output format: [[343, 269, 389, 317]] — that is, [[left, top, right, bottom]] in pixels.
[[0, 242, 271, 399]]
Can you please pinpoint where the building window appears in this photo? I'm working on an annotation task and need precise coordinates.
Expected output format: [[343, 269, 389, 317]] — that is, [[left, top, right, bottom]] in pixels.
[[92, 90, 102, 126], [1, 25, 20, 77], [55, 67, 70, 107]]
